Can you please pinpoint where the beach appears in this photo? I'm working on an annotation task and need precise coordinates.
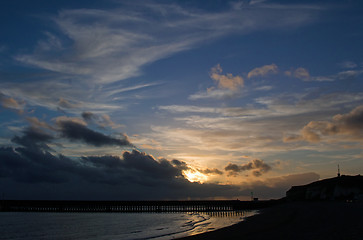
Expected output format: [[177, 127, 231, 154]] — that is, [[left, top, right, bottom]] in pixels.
[[178, 201, 363, 240]]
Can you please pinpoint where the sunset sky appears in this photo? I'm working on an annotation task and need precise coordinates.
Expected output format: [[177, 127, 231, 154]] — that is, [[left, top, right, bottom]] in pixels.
[[0, 0, 362, 200]]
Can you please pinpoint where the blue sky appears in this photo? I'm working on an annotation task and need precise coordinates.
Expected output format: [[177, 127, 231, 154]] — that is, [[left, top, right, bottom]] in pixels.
[[0, 0, 362, 200]]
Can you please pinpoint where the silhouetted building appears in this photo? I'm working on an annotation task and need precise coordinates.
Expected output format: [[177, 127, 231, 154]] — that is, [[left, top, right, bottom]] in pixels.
[[286, 175, 363, 201]]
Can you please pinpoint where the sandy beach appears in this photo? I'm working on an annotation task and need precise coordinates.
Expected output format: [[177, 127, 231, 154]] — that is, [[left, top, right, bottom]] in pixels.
[[178, 201, 363, 240]]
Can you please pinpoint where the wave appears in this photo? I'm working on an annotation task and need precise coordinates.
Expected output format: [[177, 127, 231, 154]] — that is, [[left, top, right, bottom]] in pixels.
[[0, 211, 256, 240]]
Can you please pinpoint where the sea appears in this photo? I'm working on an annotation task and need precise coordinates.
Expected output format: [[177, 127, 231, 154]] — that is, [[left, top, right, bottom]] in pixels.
[[0, 211, 256, 240]]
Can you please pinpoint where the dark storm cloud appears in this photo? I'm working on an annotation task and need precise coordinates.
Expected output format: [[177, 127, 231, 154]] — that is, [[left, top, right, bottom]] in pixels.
[[0, 129, 246, 200], [198, 168, 223, 175], [2, 129, 127, 185], [81, 111, 95, 121], [80, 151, 184, 185], [171, 159, 224, 175], [56, 119, 132, 147], [2, 128, 184, 187], [224, 163, 240, 172], [82, 155, 124, 169], [0, 145, 74, 184], [122, 151, 184, 180], [11, 127, 54, 151], [171, 159, 191, 171], [1, 129, 314, 200], [225, 159, 271, 177]]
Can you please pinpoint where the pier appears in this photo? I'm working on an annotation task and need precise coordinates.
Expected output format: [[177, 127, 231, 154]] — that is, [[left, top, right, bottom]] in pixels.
[[0, 200, 279, 213]]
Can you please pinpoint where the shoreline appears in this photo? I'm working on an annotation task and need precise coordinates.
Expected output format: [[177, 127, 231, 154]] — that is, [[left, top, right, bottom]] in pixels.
[[177, 201, 363, 240], [161, 211, 257, 240]]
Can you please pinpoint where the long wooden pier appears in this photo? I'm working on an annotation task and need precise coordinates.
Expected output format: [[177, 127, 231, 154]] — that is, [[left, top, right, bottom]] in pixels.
[[0, 200, 280, 213]]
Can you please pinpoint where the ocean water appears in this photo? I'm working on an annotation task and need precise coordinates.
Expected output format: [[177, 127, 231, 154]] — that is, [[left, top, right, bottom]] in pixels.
[[0, 211, 256, 240]]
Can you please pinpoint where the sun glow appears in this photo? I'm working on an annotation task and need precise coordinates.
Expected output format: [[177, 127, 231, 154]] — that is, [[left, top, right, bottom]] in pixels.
[[183, 170, 208, 183]]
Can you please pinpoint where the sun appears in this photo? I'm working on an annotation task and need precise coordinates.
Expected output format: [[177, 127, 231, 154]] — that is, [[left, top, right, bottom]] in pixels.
[[183, 170, 208, 183]]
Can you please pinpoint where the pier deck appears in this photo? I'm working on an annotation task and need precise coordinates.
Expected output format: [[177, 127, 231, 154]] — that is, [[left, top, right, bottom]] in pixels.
[[0, 200, 280, 212]]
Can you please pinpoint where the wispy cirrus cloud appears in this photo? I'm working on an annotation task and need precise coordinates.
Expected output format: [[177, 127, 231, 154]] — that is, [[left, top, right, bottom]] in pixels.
[[15, 2, 321, 84], [153, 91, 363, 162], [338, 61, 358, 69], [285, 67, 363, 82], [1, 1, 322, 113], [0, 92, 25, 113], [81, 112, 124, 129], [162, 91, 363, 119]]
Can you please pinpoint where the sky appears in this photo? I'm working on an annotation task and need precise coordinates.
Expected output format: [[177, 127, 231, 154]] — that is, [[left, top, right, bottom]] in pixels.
[[0, 0, 362, 200]]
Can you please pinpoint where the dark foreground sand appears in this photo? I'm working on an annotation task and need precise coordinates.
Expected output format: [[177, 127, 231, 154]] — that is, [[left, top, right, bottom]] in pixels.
[[178, 201, 363, 240]]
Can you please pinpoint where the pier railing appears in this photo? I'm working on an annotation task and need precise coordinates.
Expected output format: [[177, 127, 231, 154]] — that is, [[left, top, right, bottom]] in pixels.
[[0, 200, 280, 213]]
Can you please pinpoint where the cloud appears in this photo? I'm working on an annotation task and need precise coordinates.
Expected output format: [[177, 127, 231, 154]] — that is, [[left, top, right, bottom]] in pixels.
[[264, 172, 320, 188], [339, 61, 357, 69], [10, 2, 319, 89], [2, 127, 184, 187], [335, 70, 363, 80], [98, 114, 123, 129], [189, 64, 244, 100], [171, 159, 191, 171], [81, 111, 123, 129], [55, 116, 87, 126], [26, 117, 53, 130], [151, 91, 363, 158], [285, 67, 363, 82], [247, 64, 278, 78], [1, 97, 22, 109], [0, 147, 73, 184], [293, 67, 310, 80], [0, 137, 245, 200], [158, 105, 256, 117], [81, 111, 94, 121], [15, 2, 319, 84], [11, 127, 54, 151], [55, 118, 132, 147], [0, 92, 25, 113], [225, 159, 272, 177], [237, 172, 320, 199], [255, 85, 273, 91], [0, 129, 79, 184], [0, 127, 322, 200], [198, 168, 223, 175], [58, 98, 80, 109], [210, 64, 244, 91], [80, 150, 185, 185], [284, 105, 363, 143], [122, 151, 184, 180], [285, 67, 310, 81], [189, 88, 240, 100], [308, 70, 363, 82], [159, 105, 218, 114], [0, 1, 322, 117]]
